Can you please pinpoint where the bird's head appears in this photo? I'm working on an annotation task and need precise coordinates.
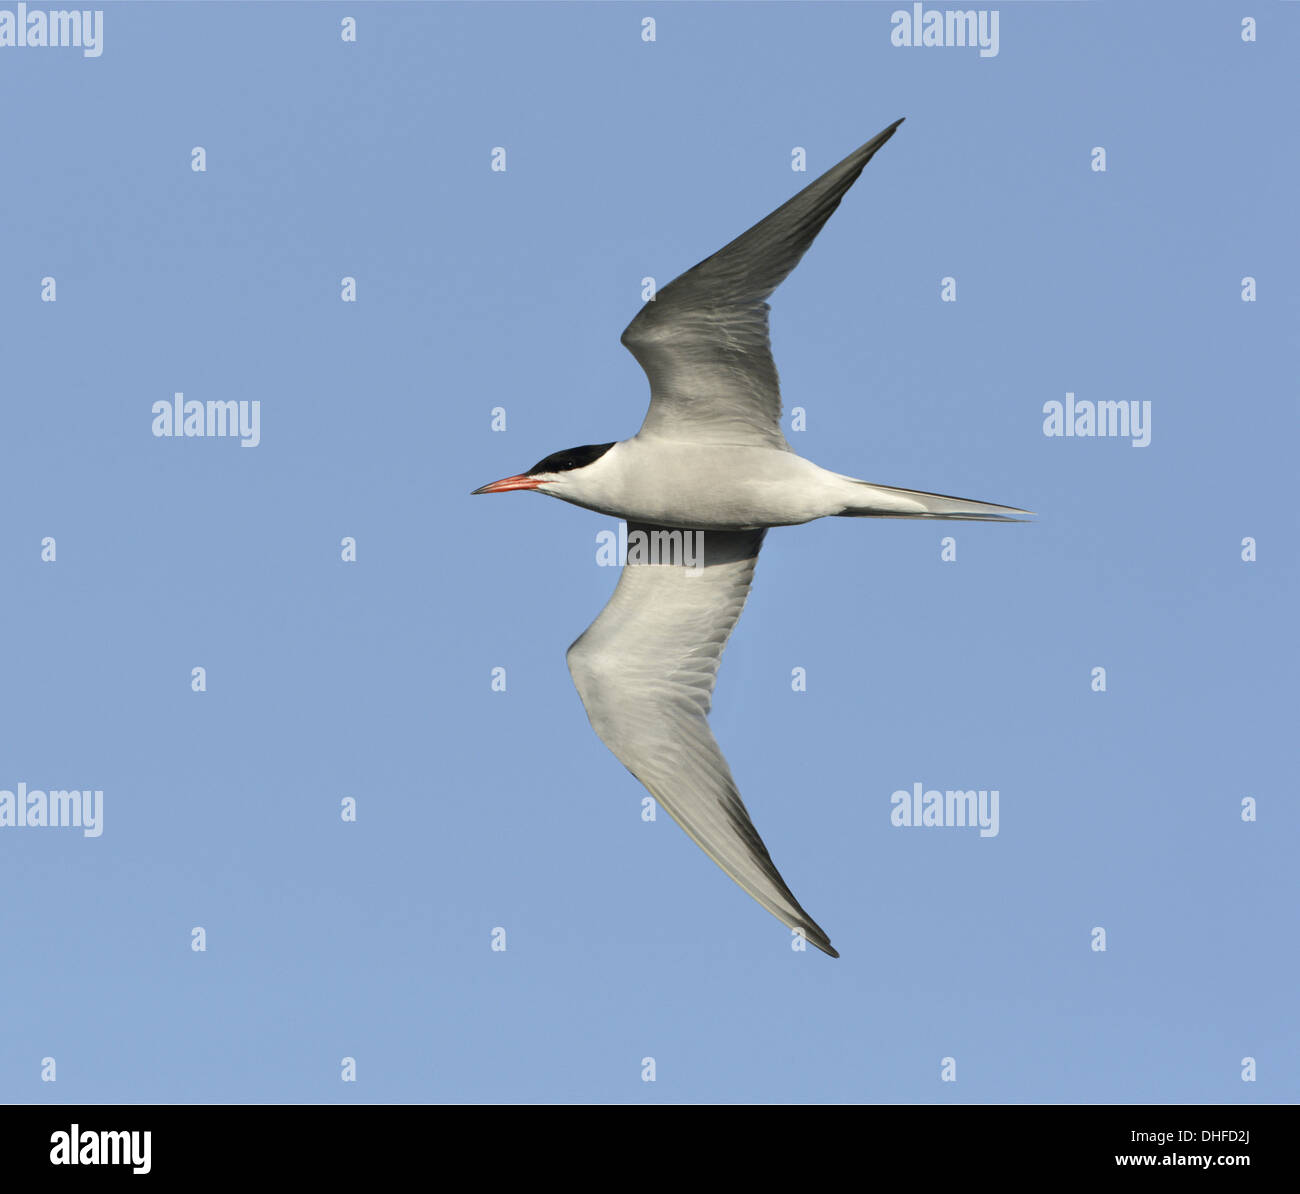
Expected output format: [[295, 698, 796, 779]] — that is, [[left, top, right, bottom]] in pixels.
[[472, 442, 617, 497]]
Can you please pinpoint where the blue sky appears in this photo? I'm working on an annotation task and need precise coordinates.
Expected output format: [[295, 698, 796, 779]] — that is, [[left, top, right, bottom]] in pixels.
[[1, 0, 1294, 1104]]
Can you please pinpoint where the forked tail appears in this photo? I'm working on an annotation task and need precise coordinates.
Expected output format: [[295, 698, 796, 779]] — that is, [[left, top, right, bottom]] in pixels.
[[836, 478, 1033, 522]]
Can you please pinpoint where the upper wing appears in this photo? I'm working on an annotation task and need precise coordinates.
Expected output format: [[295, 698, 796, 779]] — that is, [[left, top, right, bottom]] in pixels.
[[566, 524, 837, 956], [621, 118, 905, 452]]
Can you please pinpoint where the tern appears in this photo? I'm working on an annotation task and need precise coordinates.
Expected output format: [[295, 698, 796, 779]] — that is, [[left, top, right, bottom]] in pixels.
[[474, 119, 1029, 957]]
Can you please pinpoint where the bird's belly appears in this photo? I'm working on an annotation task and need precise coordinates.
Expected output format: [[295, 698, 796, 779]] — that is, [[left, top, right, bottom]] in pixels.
[[606, 487, 815, 531], [573, 441, 844, 530]]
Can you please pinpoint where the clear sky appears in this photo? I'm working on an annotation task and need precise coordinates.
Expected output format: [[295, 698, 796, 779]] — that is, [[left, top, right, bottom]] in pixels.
[[1, 1, 1294, 1104]]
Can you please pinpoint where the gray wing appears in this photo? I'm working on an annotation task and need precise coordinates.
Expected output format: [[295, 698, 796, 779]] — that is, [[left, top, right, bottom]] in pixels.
[[621, 118, 905, 451], [566, 524, 837, 956]]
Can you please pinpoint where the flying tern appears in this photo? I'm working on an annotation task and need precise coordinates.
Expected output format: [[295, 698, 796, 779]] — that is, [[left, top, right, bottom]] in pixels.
[[474, 119, 1029, 957]]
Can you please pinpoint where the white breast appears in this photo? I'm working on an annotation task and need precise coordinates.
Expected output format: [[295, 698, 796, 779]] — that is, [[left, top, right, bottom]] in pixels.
[[550, 437, 856, 530]]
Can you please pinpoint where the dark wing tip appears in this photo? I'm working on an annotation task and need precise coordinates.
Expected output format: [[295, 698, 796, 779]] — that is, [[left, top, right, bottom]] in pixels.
[[798, 920, 839, 958], [811, 932, 840, 959], [856, 116, 906, 159]]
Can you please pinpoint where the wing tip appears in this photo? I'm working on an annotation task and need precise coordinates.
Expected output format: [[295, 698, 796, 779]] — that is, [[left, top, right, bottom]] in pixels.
[[838, 118, 906, 177], [870, 116, 907, 149], [800, 923, 839, 958]]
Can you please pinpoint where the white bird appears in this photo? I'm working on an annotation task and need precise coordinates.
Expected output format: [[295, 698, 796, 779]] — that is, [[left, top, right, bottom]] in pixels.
[[474, 119, 1029, 957]]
